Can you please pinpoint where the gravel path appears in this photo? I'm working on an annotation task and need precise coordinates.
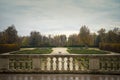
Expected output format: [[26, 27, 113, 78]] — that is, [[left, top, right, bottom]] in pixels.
[[51, 47, 69, 55]]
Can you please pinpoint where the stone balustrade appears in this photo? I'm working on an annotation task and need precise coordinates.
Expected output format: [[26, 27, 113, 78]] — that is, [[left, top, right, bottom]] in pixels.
[[0, 54, 120, 74]]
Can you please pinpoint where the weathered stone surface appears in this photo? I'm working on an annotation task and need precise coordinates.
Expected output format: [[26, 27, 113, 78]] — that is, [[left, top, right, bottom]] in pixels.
[[89, 58, 99, 70], [0, 54, 120, 74]]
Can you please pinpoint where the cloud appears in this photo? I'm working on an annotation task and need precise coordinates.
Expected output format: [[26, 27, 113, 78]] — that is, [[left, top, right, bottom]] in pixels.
[[0, 0, 120, 36]]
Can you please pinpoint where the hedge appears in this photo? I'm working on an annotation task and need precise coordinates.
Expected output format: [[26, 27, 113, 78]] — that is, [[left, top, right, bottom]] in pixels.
[[0, 44, 20, 54], [99, 43, 120, 53]]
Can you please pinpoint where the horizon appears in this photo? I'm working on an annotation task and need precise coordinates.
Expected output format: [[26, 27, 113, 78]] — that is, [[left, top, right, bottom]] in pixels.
[[0, 0, 120, 36]]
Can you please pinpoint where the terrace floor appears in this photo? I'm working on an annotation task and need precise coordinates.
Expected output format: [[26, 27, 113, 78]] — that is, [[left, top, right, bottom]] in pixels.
[[51, 47, 69, 54], [0, 74, 120, 80]]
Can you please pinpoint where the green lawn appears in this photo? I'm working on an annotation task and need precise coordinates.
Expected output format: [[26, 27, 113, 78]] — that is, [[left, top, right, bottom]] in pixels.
[[11, 48, 52, 54], [67, 48, 108, 54]]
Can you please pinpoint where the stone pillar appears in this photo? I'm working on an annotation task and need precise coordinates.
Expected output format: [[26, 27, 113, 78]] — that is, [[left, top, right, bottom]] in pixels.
[[0, 58, 9, 72], [32, 57, 40, 71], [89, 58, 100, 70]]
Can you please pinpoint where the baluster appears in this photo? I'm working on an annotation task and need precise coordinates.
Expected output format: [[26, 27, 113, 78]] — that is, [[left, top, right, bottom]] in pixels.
[[58, 57, 60, 71], [78, 58, 82, 71], [119, 58, 120, 71], [30, 60, 32, 69], [61, 57, 64, 71], [102, 58, 106, 70], [16, 61, 19, 70], [25, 61, 27, 69], [19, 62, 22, 69], [17, 61, 21, 69], [70, 57, 73, 70], [11, 62, 14, 70], [81, 59, 84, 71], [9, 61, 13, 70], [112, 58, 115, 71], [108, 59, 111, 71], [106, 58, 108, 71], [85, 58, 89, 70], [41, 58, 45, 70], [83, 58, 86, 70], [72, 57, 76, 71], [22, 62, 25, 70], [16, 61, 18, 70], [50, 57, 53, 71], [67, 57, 70, 71], [30, 59, 32, 70], [111, 60, 113, 71], [43, 57, 46, 70], [102, 62, 105, 71], [14, 61, 17, 70], [39, 57, 42, 70], [47, 57, 50, 70], [110, 58, 113, 70], [69, 57, 73, 71], [115, 61, 117, 71], [56, 57, 59, 71], [75, 57, 79, 71], [78, 59, 81, 71], [44, 57, 47, 70], [102, 59, 105, 71], [117, 58, 119, 71], [100, 58, 102, 70]]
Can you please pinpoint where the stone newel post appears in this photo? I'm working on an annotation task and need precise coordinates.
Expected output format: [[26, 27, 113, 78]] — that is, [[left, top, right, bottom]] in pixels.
[[32, 57, 41, 71], [89, 57, 100, 71]]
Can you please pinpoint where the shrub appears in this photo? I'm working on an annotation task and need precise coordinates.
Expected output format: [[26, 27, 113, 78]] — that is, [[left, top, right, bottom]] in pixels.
[[99, 43, 120, 53], [0, 44, 20, 53]]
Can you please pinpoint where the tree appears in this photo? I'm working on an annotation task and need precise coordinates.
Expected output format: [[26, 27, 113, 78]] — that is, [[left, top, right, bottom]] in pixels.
[[41, 35, 50, 46], [89, 33, 97, 46], [79, 25, 90, 48], [97, 28, 106, 42], [60, 35, 67, 46], [106, 28, 120, 43], [68, 34, 79, 46], [52, 35, 67, 47], [29, 31, 41, 46], [0, 32, 5, 44], [4, 25, 18, 44], [21, 36, 30, 47]]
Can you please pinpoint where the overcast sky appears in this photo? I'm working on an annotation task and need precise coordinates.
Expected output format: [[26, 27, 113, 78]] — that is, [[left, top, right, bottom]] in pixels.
[[0, 0, 120, 36]]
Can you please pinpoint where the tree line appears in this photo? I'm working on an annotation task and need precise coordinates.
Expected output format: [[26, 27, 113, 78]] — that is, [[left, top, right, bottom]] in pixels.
[[0, 25, 120, 48]]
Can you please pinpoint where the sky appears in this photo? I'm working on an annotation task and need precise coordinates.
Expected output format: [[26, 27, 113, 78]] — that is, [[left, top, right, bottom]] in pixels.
[[0, 0, 120, 36]]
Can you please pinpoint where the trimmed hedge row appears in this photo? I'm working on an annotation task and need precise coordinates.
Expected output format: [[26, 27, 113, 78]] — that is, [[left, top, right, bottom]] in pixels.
[[0, 44, 20, 53], [99, 43, 120, 53]]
